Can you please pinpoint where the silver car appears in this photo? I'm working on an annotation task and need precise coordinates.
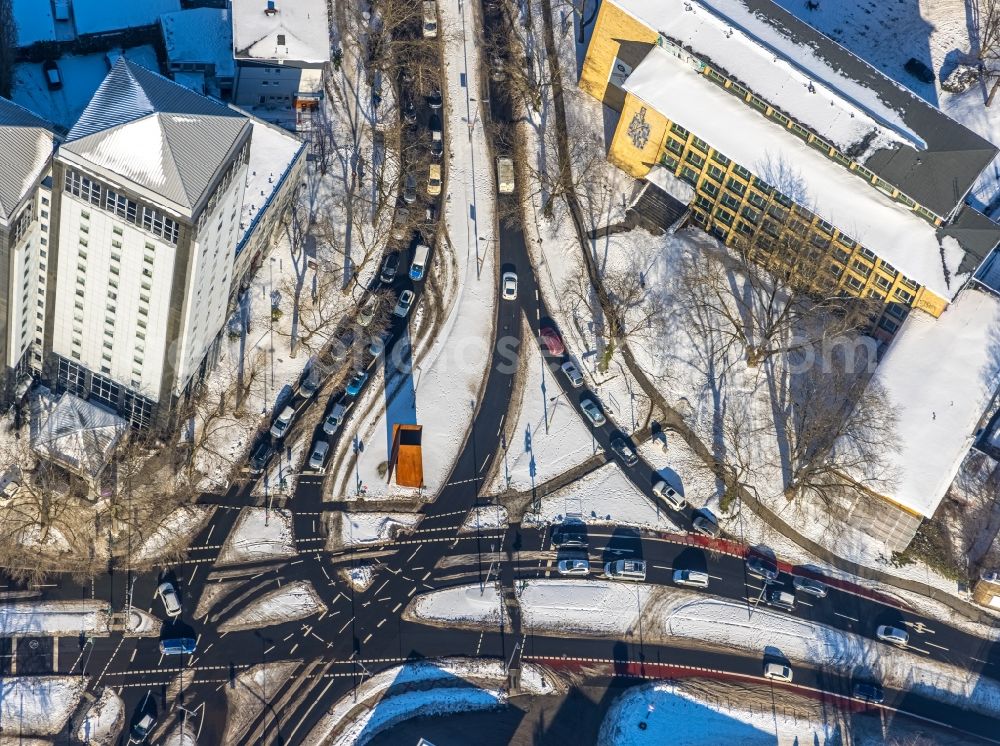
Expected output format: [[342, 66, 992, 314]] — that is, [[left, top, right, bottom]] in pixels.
[[792, 576, 828, 597], [876, 625, 909, 646], [157, 581, 182, 617], [309, 440, 330, 470], [557, 559, 590, 576], [579, 397, 605, 426]]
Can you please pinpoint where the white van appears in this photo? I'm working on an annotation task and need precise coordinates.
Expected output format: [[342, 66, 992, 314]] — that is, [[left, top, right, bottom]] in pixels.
[[496, 156, 515, 194], [605, 559, 646, 581], [270, 406, 295, 439], [422, 1, 438, 37], [410, 243, 430, 280], [673, 569, 709, 588]]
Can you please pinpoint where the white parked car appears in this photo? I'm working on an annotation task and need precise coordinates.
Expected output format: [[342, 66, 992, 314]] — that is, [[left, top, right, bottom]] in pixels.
[[763, 662, 793, 682], [157, 581, 182, 617], [393, 289, 415, 318], [876, 625, 909, 646], [652, 480, 687, 510], [673, 569, 709, 588], [557, 558, 590, 576], [309, 440, 329, 470], [501, 271, 518, 301], [579, 397, 605, 426], [561, 360, 584, 387]]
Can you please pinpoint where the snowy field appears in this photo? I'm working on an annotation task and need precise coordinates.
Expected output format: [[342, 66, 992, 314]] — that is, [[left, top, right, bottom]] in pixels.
[[487, 321, 600, 493], [217, 507, 296, 565], [0, 600, 110, 637], [460, 505, 510, 532], [130, 506, 215, 565], [75, 688, 124, 746], [0, 677, 85, 735], [327, 511, 421, 550], [217, 580, 325, 632], [224, 661, 300, 746], [521, 462, 680, 531], [341, 563, 377, 591]]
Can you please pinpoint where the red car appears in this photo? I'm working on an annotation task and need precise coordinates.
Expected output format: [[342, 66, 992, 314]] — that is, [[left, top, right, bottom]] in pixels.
[[539, 326, 565, 356]]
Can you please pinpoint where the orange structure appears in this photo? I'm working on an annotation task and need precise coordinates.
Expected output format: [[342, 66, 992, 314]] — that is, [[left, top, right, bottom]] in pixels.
[[388, 424, 424, 488]]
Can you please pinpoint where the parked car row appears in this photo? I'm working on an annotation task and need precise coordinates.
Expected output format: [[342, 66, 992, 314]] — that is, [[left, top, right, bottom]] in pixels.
[[555, 558, 648, 581]]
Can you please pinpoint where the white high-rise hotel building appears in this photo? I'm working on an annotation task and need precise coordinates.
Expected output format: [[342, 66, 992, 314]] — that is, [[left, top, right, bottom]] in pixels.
[[45, 60, 252, 428]]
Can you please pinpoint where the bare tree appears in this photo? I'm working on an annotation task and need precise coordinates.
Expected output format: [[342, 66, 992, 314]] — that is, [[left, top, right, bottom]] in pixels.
[[972, 0, 1000, 103]]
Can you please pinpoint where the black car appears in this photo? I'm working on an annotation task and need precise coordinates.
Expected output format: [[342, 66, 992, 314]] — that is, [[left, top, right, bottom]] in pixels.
[[551, 527, 587, 548], [427, 88, 442, 109], [904, 57, 935, 84], [249, 441, 274, 473], [609, 435, 639, 466], [692, 512, 721, 538], [380, 251, 400, 283], [853, 682, 884, 703], [746, 555, 779, 583]]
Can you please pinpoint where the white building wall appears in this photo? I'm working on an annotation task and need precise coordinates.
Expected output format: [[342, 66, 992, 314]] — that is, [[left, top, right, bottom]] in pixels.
[[234, 63, 303, 107], [4, 184, 50, 374], [51, 191, 176, 402], [174, 161, 247, 394]]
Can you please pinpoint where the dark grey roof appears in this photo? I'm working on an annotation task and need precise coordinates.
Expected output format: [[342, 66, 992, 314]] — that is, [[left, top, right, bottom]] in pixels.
[[743, 0, 997, 217], [938, 204, 1000, 277], [62, 59, 249, 210], [0, 97, 54, 221]]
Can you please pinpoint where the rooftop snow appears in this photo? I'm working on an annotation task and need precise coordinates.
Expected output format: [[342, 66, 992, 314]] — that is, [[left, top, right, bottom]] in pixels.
[[239, 116, 304, 248], [623, 47, 969, 300], [160, 8, 236, 79], [231, 0, 330, 64], [73, 0, 181, 36], [31, 393, 127, 480], [12, 0, 56, 46], [871, 287, 1000, 518], [610, 0, 997, 216], [0, 97, 54, 222]]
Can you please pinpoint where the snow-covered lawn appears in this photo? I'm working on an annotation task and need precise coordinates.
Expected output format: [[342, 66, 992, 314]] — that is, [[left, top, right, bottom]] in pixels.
[[76, 687, 124, 746], [217, 508, 296, 566], [218, 580, 325, 632], [599, 681, 835, 746], [460, 505, 509, 532], [327, 0, 498, 501], [407, 584, 505, 628], [131, 506, 215, 565], [341, 563, 377, 592], [327, 511, 421, 550], [224, 661, 301, 746], [487, 321, 600, 493], [0, 677, 85, 735], [304, 658, 560, 745], [522, 462, 680, 531], [0, 600, 110, 637]]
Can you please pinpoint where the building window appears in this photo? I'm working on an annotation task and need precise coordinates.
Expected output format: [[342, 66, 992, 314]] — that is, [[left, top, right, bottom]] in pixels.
[[749, 95, 767, 111], [666, 138, 683, 155], [694, 194, 713, 211], [846, 275, 864, 291], [895, 287, 914, 303], [714, 207, 734, 225], [879, 317, 899, 334], [685, 150, 705, 168], [711, 151, 730, 167], [874, 275, 892, 290], [700, 180, 719, 198], [747, 191, 766, 209], [707, 164, 725, 182], [721, 193, 740, 210], [789, 122, 809, 138], [726, 178, 746, 196], [768, 109, 789, 125], [833, 247, 850, 264], [741, 206, 760, 224], [670, 122, 689, 138], [679, 166, 699, 185], [690, 136, 709, 152], [851, 259, 872, 277]]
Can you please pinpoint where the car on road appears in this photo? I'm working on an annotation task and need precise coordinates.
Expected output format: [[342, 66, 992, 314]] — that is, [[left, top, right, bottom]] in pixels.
[[392, 207, 410, 240], [746, 555, 779, 583], [551, 527, 587, 548], [270, 406, 296, 439], [358, 295, 380, 327], [652, 480, 687, 511], [853, 681, 884, 703], [157, 581, 182, 617], [402, 173, 417, 204], [380, 252, 401, 283], [129, 713, 156, 744], [249, 441, 274, 473], [792, 576, 828, 598], [496, 156, 515, 194], [692, 512, 721, 537], [904, 57, 935, 84], [673, 569, 709, 588], [609, 435, 638, 466], [393, 289, 415, 317], [323, 399, 352, 435], [578, 397, 606, 427], [561, 360, 584, 387], [346, 370, 368, 396], [427, 87, 442, 109], [765, 589, 795, 611], [43, 59, 62, 90], [431, 129, 443, 159], [557, 558, 590, 576], [501, 271, 518, 300], [422, 0, 438, 37], [605, 558, 646, 581], [763, 662, 793, 682], [538, 326, 565, 356], [309, 440, 330, 470], [426, 163, 442, 196], [410, 244, 430, 280], [159, 637, 196, 655], [876, 625, 909, 646]]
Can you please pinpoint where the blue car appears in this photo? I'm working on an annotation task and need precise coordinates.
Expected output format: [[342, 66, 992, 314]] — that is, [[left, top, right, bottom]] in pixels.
[[345, 370, 368, 396], [159, 637, 196, 655]]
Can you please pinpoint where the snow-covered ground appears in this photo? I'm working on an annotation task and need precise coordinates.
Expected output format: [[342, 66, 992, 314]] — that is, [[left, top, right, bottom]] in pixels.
[[599, 681, 835, 746], [75, 687, 124, 746], [341, 563, 377, 591], [217, 507, 296, 565], [304, 658, 560, 745], [327, 0, 498, 501], [411, 579, 1000, 719], [460, 505, 509, 532], [487, 321, 600, 493], [0, 600, 110, 637], [218, 580, 325, 632], [224, 661, 300, 746], [522, 461, 680, 531], [327, 511, 421, 550], [131, 506, 215, 565], [0, 677, 85, 735]]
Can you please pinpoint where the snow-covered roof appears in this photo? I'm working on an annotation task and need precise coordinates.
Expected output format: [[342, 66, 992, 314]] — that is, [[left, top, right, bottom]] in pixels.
[[238, 116, 305, 249], [611, 0, 997, 217], [0, 97, 54, 222], [872, 288, 1000, 518], [62, 60, 250, 212], [12, 0, 56, 46], [623, 47, 972, 300], [73, 0, 181, 36], [160, 8, 236, 79], [32, 393, 127, 481], [231, 0, 330, 64]]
